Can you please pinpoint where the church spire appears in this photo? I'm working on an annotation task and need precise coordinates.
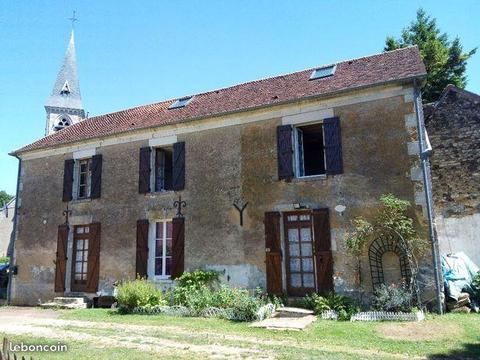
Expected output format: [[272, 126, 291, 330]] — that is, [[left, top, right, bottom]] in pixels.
[[44, 24, 85, 135]]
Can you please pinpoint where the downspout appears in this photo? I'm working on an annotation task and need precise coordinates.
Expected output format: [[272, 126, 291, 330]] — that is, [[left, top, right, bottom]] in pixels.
[[413, 81, 443, 314], [6, 155, 22, 305]]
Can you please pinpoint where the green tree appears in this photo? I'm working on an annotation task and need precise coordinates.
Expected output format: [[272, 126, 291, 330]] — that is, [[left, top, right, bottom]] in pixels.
[[0, 190, 14, 206], [385, 8, 476, 103]]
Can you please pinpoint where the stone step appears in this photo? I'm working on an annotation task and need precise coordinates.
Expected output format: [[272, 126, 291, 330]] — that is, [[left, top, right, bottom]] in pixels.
[[275, 307, 314, 318], [53, 297, 88, 305], [40, 301, 87, 310]]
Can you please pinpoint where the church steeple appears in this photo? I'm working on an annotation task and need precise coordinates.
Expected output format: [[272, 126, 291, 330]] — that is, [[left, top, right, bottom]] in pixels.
[[44, 28, 85, 135]]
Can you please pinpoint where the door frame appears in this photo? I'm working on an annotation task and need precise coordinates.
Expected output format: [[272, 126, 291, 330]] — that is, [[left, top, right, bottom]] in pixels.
[[70, 224, 90, 292], [282, 210, 317, 296]]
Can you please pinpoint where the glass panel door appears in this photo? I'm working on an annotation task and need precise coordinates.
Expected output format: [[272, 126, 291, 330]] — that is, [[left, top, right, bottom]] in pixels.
[[284, 212, 316, 296], [71, 225, 90, 292]]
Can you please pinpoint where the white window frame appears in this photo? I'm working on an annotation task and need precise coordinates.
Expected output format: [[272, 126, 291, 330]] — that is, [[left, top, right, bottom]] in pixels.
[[293, 121, 327, 178], [72, 157, 92, 200], [148, 219, 173, 280]]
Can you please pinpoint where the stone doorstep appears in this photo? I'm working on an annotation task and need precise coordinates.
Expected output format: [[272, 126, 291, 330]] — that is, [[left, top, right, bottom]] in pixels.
[[39, 302, 87, 310], [250, 315, 317, 331], [53, 297, 88, 305], [275, 307, 314, 318], [39, 296, 89, 309]]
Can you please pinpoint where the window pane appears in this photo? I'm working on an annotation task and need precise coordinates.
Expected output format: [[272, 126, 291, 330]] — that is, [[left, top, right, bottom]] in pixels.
[[288, 229, 299, 242], [76, 251, 83, 262], [303, 273, 315, 288], [165, 238, 172, 256], [156, 222, 163, 238], [290, 258, 300, 272], [300, 228, 311, 242], [155, 258, 163, 276], [165, 257, 171, 276], [76, 227, 84, 234], [287, 215, 298, 222], [84, 239, 88, 250], [166, 222, 172, 238], [299, 214, 310, 221], [84, 227, 89, 233], [301, 243, 312, 256], [75, 273, 82, 280], [77, 240, 84, 250], [289, 243, 300, 256], [155, 240, 163, 257], [75, 262, 83, 273], [303, 258, 314, 272]]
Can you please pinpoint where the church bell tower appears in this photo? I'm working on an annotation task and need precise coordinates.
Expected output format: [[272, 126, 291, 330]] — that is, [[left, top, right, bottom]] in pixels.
[[45, 24, 85, 135]]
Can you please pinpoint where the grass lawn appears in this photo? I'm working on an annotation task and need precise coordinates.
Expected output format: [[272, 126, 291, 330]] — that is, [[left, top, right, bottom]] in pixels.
[[1, 308, 479, 359]]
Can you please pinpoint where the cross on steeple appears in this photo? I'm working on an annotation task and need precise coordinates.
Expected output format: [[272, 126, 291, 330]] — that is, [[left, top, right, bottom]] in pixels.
[[68, 11, 78, 29]]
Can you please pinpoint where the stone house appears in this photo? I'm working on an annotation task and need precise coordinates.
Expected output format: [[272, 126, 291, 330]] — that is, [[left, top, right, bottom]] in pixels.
[[425, 85, 480, 265], [0, 198, 15, 258], [9, 41, 439, 306]]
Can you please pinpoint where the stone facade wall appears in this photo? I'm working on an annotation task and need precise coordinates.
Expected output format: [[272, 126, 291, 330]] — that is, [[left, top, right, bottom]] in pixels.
[[426, 86, 480, 265], [11, 85, 434, 305], [0, 199, 15, 258]]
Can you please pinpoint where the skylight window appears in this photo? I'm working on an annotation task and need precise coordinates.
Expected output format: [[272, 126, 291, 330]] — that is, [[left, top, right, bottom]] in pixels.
[[168, 96, 194, 109], [310, 65, 336, 80]]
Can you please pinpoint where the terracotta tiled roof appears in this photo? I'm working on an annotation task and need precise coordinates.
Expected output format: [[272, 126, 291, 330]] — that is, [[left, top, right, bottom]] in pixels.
[[15, 46, 426, 154]]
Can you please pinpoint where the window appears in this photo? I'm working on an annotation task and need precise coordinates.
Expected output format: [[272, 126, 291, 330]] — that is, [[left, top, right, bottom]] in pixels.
[[154, 220, 172, 278], [152, 147, 173, 192], [77, 158, 91, 199], [295, 123, 326, 177], [310, 65, 336, 80], [54, 117, 71, 131], [60, 81, 71, 95], [168, 96, 193, 109]]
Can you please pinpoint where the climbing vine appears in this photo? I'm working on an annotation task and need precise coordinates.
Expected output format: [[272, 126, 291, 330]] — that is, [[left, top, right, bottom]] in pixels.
[[345, 194, 429, 305]]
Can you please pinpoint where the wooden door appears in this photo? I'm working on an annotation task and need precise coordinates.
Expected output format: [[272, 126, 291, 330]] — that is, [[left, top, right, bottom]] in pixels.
[[71, 225, 90, 292], [284, 211, 316, 296]]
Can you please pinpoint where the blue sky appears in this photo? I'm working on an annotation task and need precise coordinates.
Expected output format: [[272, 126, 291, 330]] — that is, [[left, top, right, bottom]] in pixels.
[[1, 0, 478, 195]]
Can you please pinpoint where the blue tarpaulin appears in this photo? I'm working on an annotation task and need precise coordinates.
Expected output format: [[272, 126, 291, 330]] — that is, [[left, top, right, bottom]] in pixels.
[[442, 252, 479, 300]]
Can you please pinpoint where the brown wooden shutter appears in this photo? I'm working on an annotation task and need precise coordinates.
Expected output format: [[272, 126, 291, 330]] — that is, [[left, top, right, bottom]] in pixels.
[[90, 154, 103, 199], [323, 117, 343, 175], [62, 159, 74, 202], [86, 222, 101, 293], [172, 142, 185, 191], [313, 209, 334, 294], [277, 125, 294, 180], [264, 211, 283, 295], [136, 219, 149, 279], [54, 224, 69, 292], [139, 147, 151, 194], [171, 217, 185, 279]]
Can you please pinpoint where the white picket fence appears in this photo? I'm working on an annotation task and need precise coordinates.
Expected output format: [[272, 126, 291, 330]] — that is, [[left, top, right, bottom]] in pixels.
[[350, 310, 425, 322]]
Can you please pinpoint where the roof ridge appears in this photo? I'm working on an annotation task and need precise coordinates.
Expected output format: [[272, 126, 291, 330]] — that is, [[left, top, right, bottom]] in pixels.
[[82, 46, 421, 121]]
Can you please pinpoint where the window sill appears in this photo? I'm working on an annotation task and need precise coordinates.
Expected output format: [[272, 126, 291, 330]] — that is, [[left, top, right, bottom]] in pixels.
[[293, 174, 327, 182], [70, 198, 92, 204], [146, 190, 175, 197]]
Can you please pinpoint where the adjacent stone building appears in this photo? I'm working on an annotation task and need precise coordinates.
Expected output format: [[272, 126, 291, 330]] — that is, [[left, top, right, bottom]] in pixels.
[[9, 42, 439, 307], [0, 198, 15, 258], [425, 85, 480, 265]]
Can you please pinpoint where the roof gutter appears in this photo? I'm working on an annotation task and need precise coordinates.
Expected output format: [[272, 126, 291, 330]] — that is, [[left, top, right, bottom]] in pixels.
[[6, 154, 22, 305], [12, 73, 427, 157], [413, 80, 443, 314]]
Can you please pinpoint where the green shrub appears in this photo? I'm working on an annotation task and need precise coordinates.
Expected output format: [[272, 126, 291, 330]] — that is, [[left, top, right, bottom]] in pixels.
[[176, 269, 219, 289], [0, 256, 9, 264], [312, 293, 359, 320], [173, 270, 219, 306], [373, 283, 413, 312], [116, 278, 166, 310]]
